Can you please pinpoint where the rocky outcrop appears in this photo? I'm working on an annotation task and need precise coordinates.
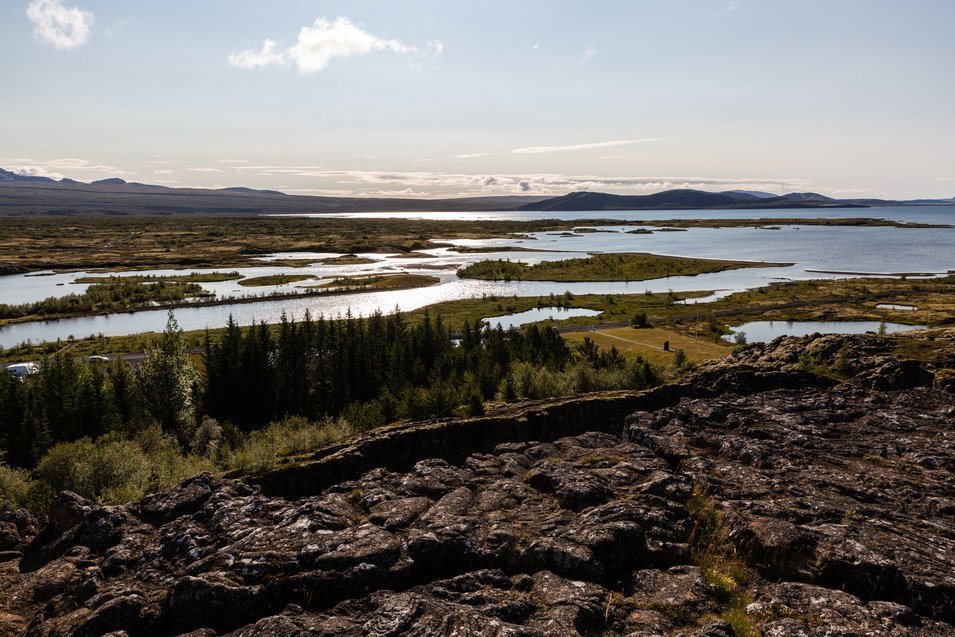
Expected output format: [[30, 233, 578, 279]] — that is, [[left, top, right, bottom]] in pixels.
[[0, 333, 952, 635]]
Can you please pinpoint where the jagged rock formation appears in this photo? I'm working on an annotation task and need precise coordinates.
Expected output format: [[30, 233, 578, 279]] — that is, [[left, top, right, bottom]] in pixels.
[[0, 333, 952, 636]]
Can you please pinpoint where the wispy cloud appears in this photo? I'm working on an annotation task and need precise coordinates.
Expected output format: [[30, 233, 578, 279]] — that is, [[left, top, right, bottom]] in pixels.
[[104, 19, 127, 37], [512, 138, 666, 154], [5, 157, 130, 178], [216, 159, 249, 164], [233, 164, 326, 174], [187, 167, 223, 173], [228, 17, 442, 74], [10, 165, 64, 180], [244, 168, 807, 197], [579, 46, 597, 63], [454, 152, 493, 159], [26, 0, 93, 49]]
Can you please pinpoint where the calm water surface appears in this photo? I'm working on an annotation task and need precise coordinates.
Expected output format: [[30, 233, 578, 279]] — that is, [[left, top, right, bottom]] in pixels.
[[484, 307, 601, 330], [725, 320, 927, 343], [1, 205, 952, 347]]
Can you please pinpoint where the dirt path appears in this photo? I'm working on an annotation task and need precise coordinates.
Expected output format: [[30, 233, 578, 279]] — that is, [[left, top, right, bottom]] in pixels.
[[590, 329, 669, 352]]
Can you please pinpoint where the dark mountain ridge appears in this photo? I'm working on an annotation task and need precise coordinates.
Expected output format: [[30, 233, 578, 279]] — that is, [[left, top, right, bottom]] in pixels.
[[516, 189, 867, 212], [1, 167, 951, 215]]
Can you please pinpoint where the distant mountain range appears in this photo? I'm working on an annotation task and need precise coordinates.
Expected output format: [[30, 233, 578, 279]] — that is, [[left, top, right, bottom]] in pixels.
[[517, 189, 953, 212], [0, 167, 952, 215]]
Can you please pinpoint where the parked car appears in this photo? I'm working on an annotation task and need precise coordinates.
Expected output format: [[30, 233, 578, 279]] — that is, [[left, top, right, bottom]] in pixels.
[[5, 362, 40, 378]]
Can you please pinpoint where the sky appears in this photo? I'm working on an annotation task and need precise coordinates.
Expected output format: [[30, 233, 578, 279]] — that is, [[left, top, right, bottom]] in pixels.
[[1, 0, 953, 199]]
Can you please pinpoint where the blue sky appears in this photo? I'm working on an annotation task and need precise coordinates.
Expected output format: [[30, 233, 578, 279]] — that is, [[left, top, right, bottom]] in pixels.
[[1, 0, 953, 198]]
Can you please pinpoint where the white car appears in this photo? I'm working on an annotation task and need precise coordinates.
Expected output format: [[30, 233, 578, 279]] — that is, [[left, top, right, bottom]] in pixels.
[[6, 362, 40, 378]]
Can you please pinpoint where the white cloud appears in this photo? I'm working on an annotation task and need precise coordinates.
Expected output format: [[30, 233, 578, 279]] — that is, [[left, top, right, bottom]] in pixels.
[[580, 46, 597, 63], [512, 138, 665, 154], [454, 152, 493, 159], [216, 159, 250, 164], [26, 0, 93, 50], [154, 169, 174, 175], [187, 167, 223, 173], [365, 188, 430, 198], [234, 164, 326, 174], [228, 38, 286, 69], [13, 165, 64, 180], [255, 167, 807, 197], [7, 158, 131, 178], [228, 17, 442, 74]]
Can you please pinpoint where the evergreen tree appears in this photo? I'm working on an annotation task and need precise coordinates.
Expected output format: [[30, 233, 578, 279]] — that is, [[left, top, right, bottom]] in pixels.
[[137, 311, 198, 447]]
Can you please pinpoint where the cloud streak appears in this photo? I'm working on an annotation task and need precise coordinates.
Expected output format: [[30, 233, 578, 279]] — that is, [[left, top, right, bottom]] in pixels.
[[511, 138, 666, 154], [228, 17, 442, 74], [217, 167, 807, 197], [26, 0, 93, 49], [6, 158, 131, 178]]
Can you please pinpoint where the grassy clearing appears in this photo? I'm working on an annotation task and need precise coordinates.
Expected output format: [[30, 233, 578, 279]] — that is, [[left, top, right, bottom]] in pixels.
[[561, 326, 731, 366], [457, 253, 786, 282], [237, 274, 316, 287]]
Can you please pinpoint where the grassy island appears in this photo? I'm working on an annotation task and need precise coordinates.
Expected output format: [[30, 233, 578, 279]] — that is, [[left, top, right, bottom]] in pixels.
[[237, 274, 316, 287], [457, 253, 786, 282], [308, 273, 439, 292], [73, 271, 242, 284]]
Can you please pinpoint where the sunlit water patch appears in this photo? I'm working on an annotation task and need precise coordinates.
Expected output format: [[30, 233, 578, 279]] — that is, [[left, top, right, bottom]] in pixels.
[[875, 303, 918, 311], [724, 320, 926, 343], [482, 307, 601, 330]]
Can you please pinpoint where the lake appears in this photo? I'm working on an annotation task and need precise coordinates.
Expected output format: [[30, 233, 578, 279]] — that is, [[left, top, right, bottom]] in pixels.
[[725, 320, 927, 343], [1, 205, 952, 347], [483, 307, 601, 330]]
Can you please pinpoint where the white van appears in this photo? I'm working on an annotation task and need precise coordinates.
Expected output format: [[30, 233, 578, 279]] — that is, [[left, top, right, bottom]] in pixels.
[[5, 362, 40, 378]]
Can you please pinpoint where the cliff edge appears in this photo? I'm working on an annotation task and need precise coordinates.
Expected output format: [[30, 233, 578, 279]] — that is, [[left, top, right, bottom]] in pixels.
[[0, 332, 952, 636]]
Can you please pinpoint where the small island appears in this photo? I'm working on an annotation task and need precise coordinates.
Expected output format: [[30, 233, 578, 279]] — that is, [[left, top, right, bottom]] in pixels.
[[457, 253, 787, 282]]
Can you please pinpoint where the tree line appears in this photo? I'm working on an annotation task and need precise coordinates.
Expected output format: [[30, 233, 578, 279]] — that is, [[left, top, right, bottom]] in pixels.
[[1, 309, 659, 513]]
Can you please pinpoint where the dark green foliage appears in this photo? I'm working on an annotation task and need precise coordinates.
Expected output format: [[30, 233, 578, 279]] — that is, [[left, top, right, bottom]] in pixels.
[[631, 312, 650, 328], [0, 308, 662, 494], [137, 312, 198, 446], [202, 310, 573, 428]]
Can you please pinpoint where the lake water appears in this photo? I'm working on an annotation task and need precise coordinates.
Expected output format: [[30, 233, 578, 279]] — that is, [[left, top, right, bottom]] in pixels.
[[725, 320, 927, 343], [876, 303, 918, 311], [1, 205, 952, 347], [484, 307, 601, 330], [275, 204, 955, 225]]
